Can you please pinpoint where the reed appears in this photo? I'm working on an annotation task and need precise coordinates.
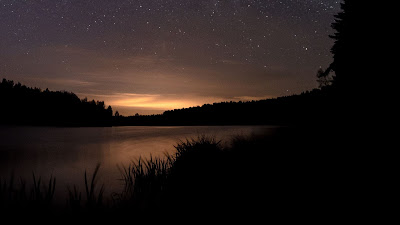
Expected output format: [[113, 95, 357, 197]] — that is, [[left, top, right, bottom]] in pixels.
[[66, 163, 105, 212], [2, 134, 274, 214], [31, 173, 56, 205], [84, 164, 104, 208], [67, 185, 81, 211], [114, 154, 173, 210], [0, 173, 56, 212]]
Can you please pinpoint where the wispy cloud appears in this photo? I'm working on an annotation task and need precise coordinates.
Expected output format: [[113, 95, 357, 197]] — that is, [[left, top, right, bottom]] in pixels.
[[232, 96, 273, 101], [3, 44, 301, 116], [41, 78, 96, 87]]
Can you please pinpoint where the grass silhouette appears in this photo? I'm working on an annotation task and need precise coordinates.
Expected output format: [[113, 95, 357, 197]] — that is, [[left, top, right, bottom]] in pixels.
[[0, 130, 340, 219], [66, 163, 105, 213], [0, 173, 57, 215]]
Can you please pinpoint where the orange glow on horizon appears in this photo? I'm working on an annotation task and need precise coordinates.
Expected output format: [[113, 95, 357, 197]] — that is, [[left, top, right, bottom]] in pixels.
[[107, 93, 216, 111], [106, 93, 273, 112], [112, 98, 201, 110], [80, 92, 274, 115]]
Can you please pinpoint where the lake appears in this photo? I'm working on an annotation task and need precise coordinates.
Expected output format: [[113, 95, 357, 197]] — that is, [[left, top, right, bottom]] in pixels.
[[0, 125, 277, 203]]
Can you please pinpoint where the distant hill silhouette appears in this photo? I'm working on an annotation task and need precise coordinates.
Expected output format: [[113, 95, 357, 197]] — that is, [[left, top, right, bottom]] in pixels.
[[0, 79, 113, 126]]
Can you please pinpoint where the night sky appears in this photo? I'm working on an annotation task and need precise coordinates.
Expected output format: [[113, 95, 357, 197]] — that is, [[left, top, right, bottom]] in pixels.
[[0, 0, 341, 115]]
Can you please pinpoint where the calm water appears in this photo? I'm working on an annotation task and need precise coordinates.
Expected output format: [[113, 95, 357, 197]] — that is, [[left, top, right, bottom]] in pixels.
[[0, 125, 276, 202]]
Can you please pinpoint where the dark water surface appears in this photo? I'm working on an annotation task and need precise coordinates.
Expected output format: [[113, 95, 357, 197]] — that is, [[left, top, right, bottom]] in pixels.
[[0, 125, 277, 202]]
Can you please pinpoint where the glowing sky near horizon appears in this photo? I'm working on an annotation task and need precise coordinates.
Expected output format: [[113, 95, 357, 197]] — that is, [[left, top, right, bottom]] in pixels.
[[0, 0, 341, 115]]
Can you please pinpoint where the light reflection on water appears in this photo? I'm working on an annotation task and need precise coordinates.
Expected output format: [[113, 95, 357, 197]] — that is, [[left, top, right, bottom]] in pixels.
[[0, 125, 277, 202]]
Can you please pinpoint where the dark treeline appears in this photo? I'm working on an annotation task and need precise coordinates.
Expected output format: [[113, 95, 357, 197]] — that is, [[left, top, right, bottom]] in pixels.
[[0, 79, 113, 126], [115, 0, 359, 127], [113, 86, 338, 126]]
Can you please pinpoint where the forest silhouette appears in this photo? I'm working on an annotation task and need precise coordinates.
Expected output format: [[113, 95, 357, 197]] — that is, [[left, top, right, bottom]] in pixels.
[[0, 79, 113, 126], [113, 86, 336, 126], [1, 78, 338, 127]]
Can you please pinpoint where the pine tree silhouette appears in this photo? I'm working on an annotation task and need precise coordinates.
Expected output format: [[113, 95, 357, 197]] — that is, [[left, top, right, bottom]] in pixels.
[[326, 0, 359, 93]]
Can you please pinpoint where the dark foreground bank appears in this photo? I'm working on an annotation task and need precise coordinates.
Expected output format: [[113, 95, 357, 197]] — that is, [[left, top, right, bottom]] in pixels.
[[0, 125, 352, 221]]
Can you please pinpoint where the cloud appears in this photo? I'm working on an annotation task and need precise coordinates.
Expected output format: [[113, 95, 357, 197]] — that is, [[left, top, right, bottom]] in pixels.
[[39, 78, 96, 87], [3, 44, 311, 116]]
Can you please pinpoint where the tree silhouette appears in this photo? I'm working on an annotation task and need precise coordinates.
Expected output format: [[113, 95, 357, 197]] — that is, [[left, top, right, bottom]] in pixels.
[[316, 68, 333, 88], [326, 0, 358, 92]]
